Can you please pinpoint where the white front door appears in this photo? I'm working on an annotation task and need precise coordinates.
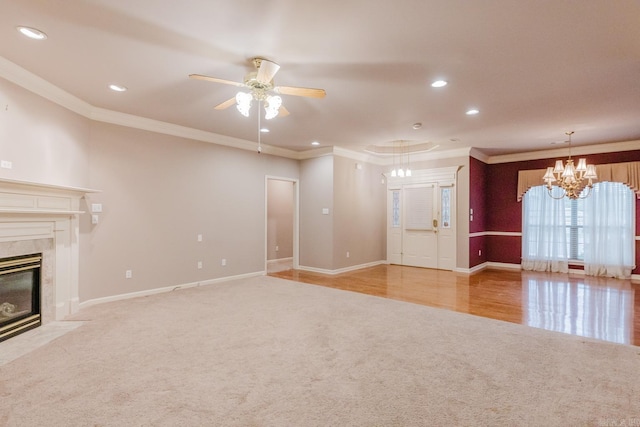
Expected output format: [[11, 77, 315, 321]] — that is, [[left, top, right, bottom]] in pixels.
[[402, 184, 438, 268], [387, 169, 457, 271]]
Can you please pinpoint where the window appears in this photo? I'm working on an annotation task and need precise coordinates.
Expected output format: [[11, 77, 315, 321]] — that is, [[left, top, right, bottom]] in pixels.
[[565, 198, 583, 261], [522, 182, 635, 278]]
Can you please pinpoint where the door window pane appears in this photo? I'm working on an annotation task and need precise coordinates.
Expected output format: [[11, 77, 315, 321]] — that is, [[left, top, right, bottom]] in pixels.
[[392, 190, 400, 228], [441, 187, 451, 228]]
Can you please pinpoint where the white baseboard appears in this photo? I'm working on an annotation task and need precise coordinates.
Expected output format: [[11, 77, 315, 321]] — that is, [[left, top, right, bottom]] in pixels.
[[266, 257, 293, 265], [297, 260, 386, 275], [461, 262, 640, 282], [79, 271, 264, 310], [456, 262, 521, 274], [486, 262, 522, 270], [455, 262, 488, 274]]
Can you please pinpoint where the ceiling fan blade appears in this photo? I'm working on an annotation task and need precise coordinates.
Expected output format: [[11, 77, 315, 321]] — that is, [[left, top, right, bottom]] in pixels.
[[274, 86, 326, 98], [279, 105, 290, 117], [214, 97, 237, 110], [189, 74, 246, 88], [256, 59, 280, 84]]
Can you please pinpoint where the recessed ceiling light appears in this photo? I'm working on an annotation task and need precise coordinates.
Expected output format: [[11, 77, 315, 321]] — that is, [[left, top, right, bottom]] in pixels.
[[431, 80, 447, 88], [108, 84, 127, 92], [466, 109, 480, 115], [17, 26, 47, 40], [260, 128, 270, 133], [311, 141, 320, 146]]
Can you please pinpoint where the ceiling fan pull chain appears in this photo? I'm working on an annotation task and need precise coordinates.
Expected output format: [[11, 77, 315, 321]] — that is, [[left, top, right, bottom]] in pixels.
[[257, 100, 262, 154]]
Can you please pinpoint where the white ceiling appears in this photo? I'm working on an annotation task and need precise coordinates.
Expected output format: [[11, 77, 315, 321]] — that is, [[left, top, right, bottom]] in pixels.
[[1, 0, 639, 157]]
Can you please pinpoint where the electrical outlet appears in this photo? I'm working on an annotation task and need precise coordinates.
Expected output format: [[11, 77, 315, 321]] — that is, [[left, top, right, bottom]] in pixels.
[[221, 259, 226, 266], [346, 251, 350, 258], [197, 261, 202, 269], [125, 270, 132, 279], [478, 250, 482, 256], [197, 234, 202, 242], [275, 245, 279, 252], [1, 160, 12, 169]]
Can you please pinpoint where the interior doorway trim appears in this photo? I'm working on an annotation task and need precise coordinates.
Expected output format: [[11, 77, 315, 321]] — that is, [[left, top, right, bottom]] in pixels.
[[264, 176, 299, 273]]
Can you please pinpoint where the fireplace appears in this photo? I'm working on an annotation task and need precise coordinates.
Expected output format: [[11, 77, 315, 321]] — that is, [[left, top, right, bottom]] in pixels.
[[0, 177, 97, 342], [0, 253, 42, 342]]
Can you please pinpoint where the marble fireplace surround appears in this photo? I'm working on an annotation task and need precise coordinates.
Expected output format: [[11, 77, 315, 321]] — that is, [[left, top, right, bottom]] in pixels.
[[0, 178, 98, 324]]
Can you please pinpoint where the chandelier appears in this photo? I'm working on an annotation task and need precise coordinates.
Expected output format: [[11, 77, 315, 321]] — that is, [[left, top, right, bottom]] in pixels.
[[390, 140, 412, 178], [542, 131, 597, 199]]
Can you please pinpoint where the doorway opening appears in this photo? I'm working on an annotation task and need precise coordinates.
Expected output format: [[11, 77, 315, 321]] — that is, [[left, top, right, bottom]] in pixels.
[[265, 177, 299, 273]]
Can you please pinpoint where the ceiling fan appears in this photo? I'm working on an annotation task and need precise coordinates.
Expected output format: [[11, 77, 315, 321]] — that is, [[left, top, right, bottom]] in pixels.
[[189, 58, 326, 119]]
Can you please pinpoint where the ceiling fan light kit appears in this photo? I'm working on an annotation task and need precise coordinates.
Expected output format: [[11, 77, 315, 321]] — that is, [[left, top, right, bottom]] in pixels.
[[189, 57, 325, 120]]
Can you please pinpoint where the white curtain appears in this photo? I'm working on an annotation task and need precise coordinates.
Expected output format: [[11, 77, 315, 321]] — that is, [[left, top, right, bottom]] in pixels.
[[583, 182, 636, 279], [522, 186, 569, 272]]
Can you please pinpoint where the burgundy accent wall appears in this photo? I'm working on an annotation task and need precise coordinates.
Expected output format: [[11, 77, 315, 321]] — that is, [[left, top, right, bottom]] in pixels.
[[469, 235, 486, 267], [469, 157, 488, 268], [486, 235, 521, 265], [469, 156, 487, 233], [480, 149, 640, 274]]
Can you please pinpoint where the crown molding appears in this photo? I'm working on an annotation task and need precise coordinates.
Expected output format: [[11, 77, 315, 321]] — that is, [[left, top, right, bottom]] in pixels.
[[332, 146, 386, 165], [485, 140, 640, 164], [469, 147, 490, 163], [294, 146, 335, 160], [410, 146, 472, 162], [295, 146, 473, 165], [90, 107, 300, 158], [0, 56, 92, 117]]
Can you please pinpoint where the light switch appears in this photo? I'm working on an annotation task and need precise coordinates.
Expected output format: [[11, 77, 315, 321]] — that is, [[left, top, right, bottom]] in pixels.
[[322, 208, 329, 215], [91, 203, 103, 213]]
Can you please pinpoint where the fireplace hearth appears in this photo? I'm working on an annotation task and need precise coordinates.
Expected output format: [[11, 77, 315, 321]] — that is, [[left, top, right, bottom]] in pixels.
[[0, 253, 41, 342]]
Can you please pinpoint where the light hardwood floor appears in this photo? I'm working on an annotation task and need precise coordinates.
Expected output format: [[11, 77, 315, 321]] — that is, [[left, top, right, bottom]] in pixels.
[[270, 264, 640, 347]]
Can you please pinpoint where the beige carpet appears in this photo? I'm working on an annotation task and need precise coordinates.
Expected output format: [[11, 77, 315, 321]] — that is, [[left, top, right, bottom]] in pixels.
[[1, 275, 639, 426]]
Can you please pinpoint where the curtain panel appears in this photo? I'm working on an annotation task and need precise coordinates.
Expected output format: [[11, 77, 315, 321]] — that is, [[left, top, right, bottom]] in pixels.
[[521, 186, 569, 273]]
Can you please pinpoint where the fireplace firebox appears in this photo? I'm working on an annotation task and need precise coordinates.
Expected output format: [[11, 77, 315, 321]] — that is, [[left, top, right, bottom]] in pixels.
[[0, 253, 42, 342]]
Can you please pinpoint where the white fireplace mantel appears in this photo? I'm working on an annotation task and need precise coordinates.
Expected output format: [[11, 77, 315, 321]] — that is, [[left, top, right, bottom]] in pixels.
[[0, 178, 100, 321]]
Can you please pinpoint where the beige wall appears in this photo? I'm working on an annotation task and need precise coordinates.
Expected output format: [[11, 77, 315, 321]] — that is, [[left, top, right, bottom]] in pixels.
[[81, 121, 299, 301], [267, 179, 294, 260], [332, 156, 386, 269], [0, 78, 90, 187], [299, 155, 387, 272], [299, 155, 334, 270]]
